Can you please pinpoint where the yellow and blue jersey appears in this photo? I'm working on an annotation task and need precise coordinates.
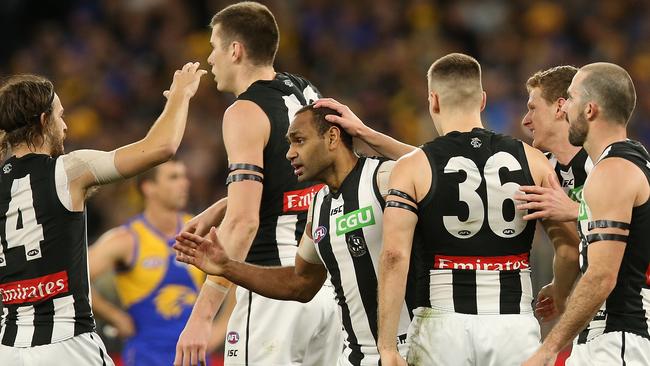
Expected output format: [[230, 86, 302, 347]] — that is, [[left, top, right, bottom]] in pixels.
[[115, 213, 205, 366]]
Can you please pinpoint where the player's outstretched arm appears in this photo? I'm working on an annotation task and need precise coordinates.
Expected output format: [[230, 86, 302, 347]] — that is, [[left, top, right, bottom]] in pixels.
[[175, 100, 268, 366], [377, 151, 422, 366], [524, 158, 639, 366], [181, 197, 227, 238], [175, 228, 327, 302], [88, 227, 137, 339], [314, 98, 416, 160]]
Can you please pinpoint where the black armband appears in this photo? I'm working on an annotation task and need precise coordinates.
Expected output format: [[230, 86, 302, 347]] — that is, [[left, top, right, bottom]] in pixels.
[[387, 189, 417, 205], [587, 220, 630, 231], [228, 163, 264, 174], [225, 174, 263, 186], [386, 200, 418, 214], [586, 233, 628, 244]]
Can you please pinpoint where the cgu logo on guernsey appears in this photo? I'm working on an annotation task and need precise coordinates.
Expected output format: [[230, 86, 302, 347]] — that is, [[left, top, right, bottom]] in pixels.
[[434, 253, 530, 271], [336, 206, 375, 236], [283, 184, 324, 213], [0, 271, 69, 305]]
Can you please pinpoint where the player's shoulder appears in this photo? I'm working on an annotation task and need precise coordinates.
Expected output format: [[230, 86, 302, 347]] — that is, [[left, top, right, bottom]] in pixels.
[[223, 100, 270, 131]]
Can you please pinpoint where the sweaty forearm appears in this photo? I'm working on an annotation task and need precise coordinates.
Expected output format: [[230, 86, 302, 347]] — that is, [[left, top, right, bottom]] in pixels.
[[222, 261, 312, 302], [377, 249, 410, 352], [552, 244, 580, 300], [542, 272, 611, 353], [358, 127, 415, 160]]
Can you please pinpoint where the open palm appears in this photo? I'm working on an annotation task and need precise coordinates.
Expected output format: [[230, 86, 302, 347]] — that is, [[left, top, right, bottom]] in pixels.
[[174, 227, 229, 275]]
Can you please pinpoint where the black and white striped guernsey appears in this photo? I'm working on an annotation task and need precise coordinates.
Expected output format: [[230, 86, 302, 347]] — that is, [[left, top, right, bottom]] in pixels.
[[414, 128, 537, 315], [576, 140, 650, 343], [237, 72, 324, 266], [545, 147, 593, 201], [0, 154, 94, 347], [311, 157, 414, 365]]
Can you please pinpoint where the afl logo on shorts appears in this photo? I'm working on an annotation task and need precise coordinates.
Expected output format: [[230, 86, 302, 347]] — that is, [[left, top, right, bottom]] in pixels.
[[227, 331, 240, 344], [314, 226, 327, 244]]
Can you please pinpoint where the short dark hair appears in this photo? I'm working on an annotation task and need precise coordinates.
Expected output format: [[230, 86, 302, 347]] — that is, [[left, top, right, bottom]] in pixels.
[[295, 104, 353, 150], [580, 63, 636, 125], [0, 74, 55, 155], [210, 2, 279, 66], [526, 65, 578, 104], [427, 53, 482, 108]]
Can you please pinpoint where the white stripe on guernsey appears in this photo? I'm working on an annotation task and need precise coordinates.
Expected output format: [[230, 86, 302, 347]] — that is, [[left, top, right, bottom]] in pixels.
[[519, 270, 534, 314], [548, 154, 558, 169], [596, 146, 613, 163], [584, 156, 594, 175], [276, 214, 299, 266], [475, 271, 501, 314], [0, 306, 8, 341], [429, 270, 455, 311], [13, 305, 36, 347], [359, 160, 410, 336], [328, 194, 376, 351], [51, 295, 76, 343], [642, 288, 650, 336]]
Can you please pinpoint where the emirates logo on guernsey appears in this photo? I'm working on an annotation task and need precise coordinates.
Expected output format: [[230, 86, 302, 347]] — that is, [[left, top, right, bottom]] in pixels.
[[283, 184, 324, 213], [0, 271, 69, 304], [434, 253, 530, 271]]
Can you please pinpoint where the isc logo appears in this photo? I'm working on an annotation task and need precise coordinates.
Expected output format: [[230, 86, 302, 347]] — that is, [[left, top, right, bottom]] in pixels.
[[336, 206, 375, 235]]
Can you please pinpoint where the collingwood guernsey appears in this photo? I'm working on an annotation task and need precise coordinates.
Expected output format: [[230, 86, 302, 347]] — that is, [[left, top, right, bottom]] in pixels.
[[0, 154, 94, 347], [415, 128, 537, 315], [309, 157, 414, 365], [576, 140, 650, 343], [546, 147, 593, 200], [238, 72, 324, 266]]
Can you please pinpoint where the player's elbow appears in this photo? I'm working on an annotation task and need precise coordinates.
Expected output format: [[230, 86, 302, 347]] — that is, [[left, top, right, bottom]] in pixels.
[[294, 289, 317, 303], [380, 247, 408, 270], [587, 267, 618, 295], [225, 214, 259, 238]]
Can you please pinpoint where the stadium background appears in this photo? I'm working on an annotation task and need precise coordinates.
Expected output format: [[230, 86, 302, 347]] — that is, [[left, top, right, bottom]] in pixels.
[[1, 0, 649, 364]]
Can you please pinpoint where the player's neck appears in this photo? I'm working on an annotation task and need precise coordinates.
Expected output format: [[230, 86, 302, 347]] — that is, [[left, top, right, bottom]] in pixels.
[[233, 65, 276, 96], [11, 142, 50, 158], [143, 204, 180, 238], [583, 122, 628, 162], [325, 150, 358, 192], [437, 110, 484, 135], [546, 139, 581, 166]]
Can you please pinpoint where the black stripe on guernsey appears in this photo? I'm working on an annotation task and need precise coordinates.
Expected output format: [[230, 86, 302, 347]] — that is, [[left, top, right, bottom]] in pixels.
[[387, 189, 417, 205], [621, 332, 627, 366], [228, 163, 264, 174], [341, 169, 381, 351], [246, 291, 252, 366], [452, 270, 477, 314], [371, 161, 385, 208], [294, 211, 307, 245], [586, 233, 628, 243], [385, 201, 418, 214], [225, 174, 263, 186], [2, 307, 19, 345], [316, 195, 364, 365], [499, 271, 523, 314], [32, 301, 55, 346], [588, 220, 631, 231], [577, 328, 589, 344], [90, 333, 108, 366]]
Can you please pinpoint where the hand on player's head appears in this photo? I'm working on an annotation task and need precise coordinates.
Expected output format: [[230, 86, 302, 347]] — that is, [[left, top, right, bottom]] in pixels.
[[166, 62, 207, 99], [314, 97, 367, 137]]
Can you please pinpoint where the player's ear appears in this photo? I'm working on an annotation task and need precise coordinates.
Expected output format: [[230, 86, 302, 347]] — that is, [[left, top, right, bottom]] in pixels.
[[480, 91, 487, 112], [232, 41, 243, 62], [555, 98, 566, 119], [327, 126, 341, 150]]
